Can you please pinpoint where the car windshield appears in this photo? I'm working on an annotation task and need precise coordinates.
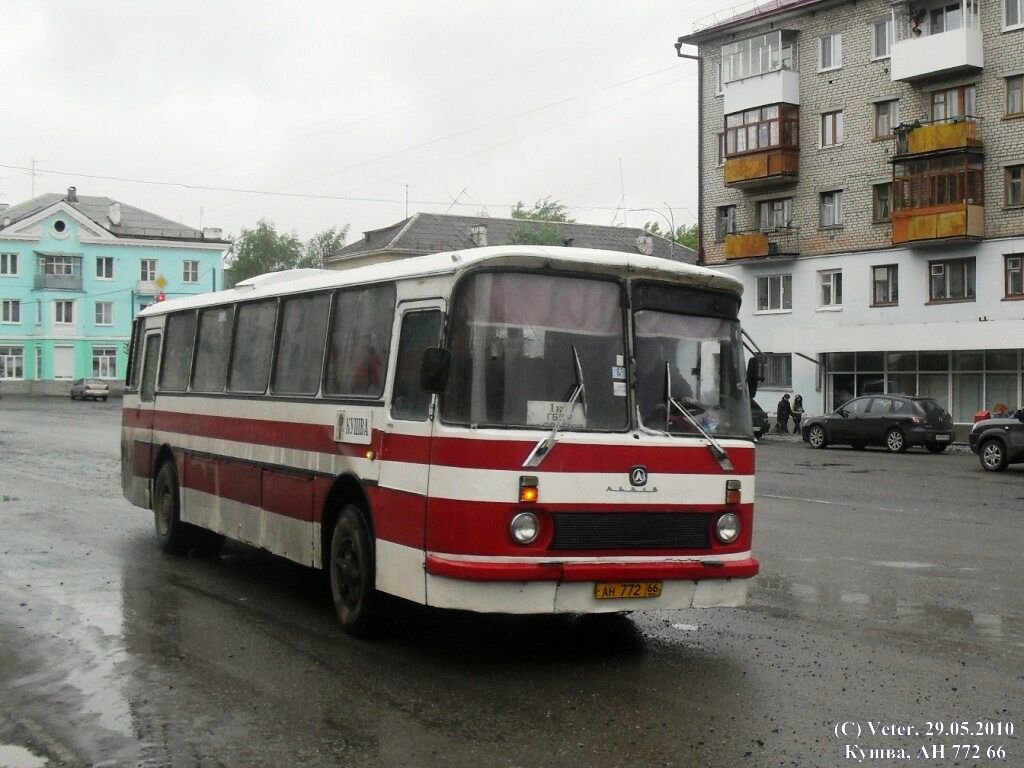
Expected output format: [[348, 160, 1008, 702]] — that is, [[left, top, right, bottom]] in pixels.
[[441, 271, 628, 431], [635, 309, 753, 439]]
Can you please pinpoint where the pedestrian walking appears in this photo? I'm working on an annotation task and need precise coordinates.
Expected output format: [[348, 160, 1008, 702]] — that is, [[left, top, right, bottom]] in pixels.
[[775, 393, 792, 433], [791, 394, 804, 433]]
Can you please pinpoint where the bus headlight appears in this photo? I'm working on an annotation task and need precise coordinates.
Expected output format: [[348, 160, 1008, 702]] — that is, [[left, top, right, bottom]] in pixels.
[[715, 513, 741, 544], [510, 512, 540, 544]]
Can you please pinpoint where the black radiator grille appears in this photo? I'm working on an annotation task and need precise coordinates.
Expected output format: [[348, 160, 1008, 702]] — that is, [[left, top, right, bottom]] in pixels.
[[550, 512, 712, 550]]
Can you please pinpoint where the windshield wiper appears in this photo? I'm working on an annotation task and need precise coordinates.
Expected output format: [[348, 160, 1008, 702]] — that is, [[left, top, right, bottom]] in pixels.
[[523, 344, 586, 468], [663, 361, 734, 471]]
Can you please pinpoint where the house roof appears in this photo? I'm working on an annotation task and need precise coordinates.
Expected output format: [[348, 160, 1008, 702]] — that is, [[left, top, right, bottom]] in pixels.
[[682, 0, 825, 44], [0, 191, 227, 242], [330, 212, 695, 265]]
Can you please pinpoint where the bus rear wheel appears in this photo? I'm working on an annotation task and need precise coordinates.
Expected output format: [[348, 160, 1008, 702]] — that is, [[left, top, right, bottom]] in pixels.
[[329, 505, 378, 637], [153, 461, 198, 554]]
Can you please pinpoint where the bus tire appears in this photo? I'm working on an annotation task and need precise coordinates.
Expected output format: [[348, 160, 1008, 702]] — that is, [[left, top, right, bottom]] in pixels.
[[329, 504, 378, 637], [153, 461, 196, 554]]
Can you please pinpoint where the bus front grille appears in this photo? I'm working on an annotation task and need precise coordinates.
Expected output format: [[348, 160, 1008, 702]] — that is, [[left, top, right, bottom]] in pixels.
[[549, 512, 712, 550]]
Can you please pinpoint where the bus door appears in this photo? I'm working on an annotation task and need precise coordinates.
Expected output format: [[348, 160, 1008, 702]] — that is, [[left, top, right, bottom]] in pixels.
[[133, 330, 163, 506], [376, 301, 445, 602]]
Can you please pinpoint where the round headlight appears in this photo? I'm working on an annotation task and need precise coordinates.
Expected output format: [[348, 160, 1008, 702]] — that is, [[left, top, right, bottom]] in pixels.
[[716, 512, 741, 544], [510, 512, 539, 544]]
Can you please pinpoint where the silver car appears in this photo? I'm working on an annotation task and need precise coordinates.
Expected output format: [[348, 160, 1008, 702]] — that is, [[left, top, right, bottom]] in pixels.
[[70, 378, 110, 401]]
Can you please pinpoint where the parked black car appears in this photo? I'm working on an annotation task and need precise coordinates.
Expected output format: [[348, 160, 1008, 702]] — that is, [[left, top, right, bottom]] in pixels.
[[751, 399, 770, 438], [802, 395, 954, 453], [969, 410, 1024, 471]]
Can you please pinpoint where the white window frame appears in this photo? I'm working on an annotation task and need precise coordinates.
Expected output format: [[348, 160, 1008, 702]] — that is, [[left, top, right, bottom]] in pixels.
[[872, 264, 899, 306], [818, 269, 843, 310], [140, 259, 158, 282], [819, 34, 843, 72], [1007, 0, 1024, 30], [2, 299, 21, 324], [36, 301, 42, 325], [92, 347, 118, 379], [874, 100, 900, 139], [1004, 255, 1023, 297], [183, 260, 200, 283], [0, 345, 25, 380], [758, 198, 794, 231], [872, 18, 893, 59], [756, 273, 793, 314], [54, 300, 75, 325], [820, 190, 844, 228], [821, 110, 844, 147], [95, 301, 114, 326], [96, 256, 114, 280], [716, 205, 737, 241], [0, 253, 18, 276]]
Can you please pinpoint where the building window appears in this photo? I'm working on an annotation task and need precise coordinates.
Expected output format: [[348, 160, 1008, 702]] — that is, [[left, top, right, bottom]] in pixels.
[[92, 347, 118, 379], [140, 259, 157, 282], [931, 84, 976, 121], [929, 258, 976, 302], [55, 300, 75, 324], [762, 353, 792, 388], [0, 346, 24, 380], [874, 100, 899, 138], [1007, 0, 1024, 28], [873, 18, 893, 58], [758, 198, 793, 231], [723, 103, 799, 156], [715, 206, 736, 242], [930, 2, 965, 32], [1005, 255, 1024, 297], [894, 154, 984, 210], [873, 183, 892, 222], [183, 260, 200, 283], [1007, 76, 1024, 116], [872, 265, 899, 306], [42, 255, 77, 276], [819, 270, 843, 308], [2, 299, 21, 324], [756, 274, 793, 312], [95, 301, 113, 326], [0, 253, 18, 276], [1007, 165, 1024, 207], [820, 190, 844, 228], [36, 301, 42, 325], [96, 256, 114, 280], [721, 30, 798, 84], [821, 110, 843, 147], [819, 34, 842, 71]]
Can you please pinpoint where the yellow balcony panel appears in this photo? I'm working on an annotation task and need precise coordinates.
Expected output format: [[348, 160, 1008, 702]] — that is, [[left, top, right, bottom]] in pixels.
[[724, 232, 769, 260], [724, 148, 799, 189], [904, 121, 981, 155], [892, 203, 983, 246]]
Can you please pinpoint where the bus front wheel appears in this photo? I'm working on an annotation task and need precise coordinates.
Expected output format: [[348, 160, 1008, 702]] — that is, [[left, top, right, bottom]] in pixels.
[[329, 505, 378, 637]]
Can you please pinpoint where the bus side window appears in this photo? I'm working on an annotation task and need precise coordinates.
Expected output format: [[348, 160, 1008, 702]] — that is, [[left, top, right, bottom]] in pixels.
[[325, 283, 396, 398], [392, 310, 443, 421], [127, 319, 145, 389], [140, 334, 162, 403], [228, 300, 277, 394], [160, 311, 197, 391], [192, 306, 234, 392]]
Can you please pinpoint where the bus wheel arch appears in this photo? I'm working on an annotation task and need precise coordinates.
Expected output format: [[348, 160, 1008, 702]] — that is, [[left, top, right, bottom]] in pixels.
[[320, 474, 374, 569], [321, 475, 378, 636]]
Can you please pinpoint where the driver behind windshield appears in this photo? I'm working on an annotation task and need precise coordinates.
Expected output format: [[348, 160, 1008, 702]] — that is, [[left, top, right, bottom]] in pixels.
[[636, 336, 696, 427]]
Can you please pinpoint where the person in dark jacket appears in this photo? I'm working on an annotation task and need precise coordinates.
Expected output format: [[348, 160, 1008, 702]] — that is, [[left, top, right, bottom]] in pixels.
[[775, 393, 792, 433], [791, 394, 805, 433]]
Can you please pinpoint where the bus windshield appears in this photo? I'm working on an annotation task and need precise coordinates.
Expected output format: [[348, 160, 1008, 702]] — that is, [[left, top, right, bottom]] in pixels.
[[442, 272, 629, 431], [635, 309, 753, 439]]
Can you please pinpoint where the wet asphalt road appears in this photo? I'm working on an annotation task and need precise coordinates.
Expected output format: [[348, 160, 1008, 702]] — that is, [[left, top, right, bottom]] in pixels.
[[0, 396, 1021, 768]]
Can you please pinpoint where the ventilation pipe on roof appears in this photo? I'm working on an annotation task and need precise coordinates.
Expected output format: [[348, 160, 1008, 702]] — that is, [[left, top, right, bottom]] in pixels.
[[469, 224, 488, 247], [66, 186, 78, 203], [203, 227, 223, 239], [108, 202, 121, 226]]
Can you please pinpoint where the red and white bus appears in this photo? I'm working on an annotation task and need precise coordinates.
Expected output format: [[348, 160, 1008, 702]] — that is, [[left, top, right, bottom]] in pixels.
[[121, 245, 758, 635]]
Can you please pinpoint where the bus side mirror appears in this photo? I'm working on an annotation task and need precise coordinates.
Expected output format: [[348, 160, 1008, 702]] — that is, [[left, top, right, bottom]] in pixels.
[[420, 347, 451, 394], [746, 357, 763, 398]]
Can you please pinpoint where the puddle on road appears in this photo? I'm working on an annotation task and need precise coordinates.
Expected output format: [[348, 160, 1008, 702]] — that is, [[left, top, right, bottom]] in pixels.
[[0, 744, 47, 768], [0, 495, 20, 503]]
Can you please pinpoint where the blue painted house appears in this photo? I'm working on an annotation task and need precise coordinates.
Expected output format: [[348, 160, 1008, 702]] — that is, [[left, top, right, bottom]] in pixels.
[[0, 187, 227, 394]]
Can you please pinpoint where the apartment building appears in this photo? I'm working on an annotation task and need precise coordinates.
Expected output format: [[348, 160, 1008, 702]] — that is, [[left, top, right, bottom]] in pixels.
[[680, 0, 1024, 429], [0, 188, 227, 394]]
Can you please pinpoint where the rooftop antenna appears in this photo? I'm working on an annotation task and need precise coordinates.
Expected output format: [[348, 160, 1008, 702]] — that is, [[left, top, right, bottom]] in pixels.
[[611, 157, 627, 226], [29, 158, 47, 198], [443, 187, 467, 215]]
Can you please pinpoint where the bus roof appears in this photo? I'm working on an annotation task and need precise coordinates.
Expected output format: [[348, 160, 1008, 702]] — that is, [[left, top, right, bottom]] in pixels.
[[140, 245, 742, 317]]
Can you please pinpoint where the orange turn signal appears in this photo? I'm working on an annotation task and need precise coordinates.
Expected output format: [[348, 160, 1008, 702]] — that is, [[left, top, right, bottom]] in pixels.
[[365, 450, 377, 461], [519, 475, 539, 504], [725, 479, 742, 505]]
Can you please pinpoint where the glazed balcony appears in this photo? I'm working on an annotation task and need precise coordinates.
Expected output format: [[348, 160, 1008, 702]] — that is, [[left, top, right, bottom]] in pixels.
[[893, 117, 982, 157], [723, 227, 800, 260], [890, 0, 983, 82]]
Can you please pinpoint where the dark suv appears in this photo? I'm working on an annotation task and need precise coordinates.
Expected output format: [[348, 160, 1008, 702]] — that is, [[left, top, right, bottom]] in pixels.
[[969, 410, 1024, 471], [802, 395, 954, 453]]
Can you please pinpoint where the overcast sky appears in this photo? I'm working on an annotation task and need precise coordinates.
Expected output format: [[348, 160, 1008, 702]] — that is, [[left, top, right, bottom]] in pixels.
[[3, 1, 745, 243]]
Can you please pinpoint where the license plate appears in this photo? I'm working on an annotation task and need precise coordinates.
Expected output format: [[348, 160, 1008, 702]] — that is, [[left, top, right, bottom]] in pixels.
[[936, 434, 950, 441], [594, 581, 663, 600]]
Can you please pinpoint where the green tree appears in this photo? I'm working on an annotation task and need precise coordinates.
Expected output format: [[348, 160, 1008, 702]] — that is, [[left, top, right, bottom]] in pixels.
[[510, 196, 575, 223], [643, 221, 698, 250], [509, 221, 565, 246], [305, 224, 351, 269]]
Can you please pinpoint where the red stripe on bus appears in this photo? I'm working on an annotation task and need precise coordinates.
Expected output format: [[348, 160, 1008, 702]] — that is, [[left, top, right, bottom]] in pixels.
[[425, 555, 760, 582], [367, 486, 426, 549]]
